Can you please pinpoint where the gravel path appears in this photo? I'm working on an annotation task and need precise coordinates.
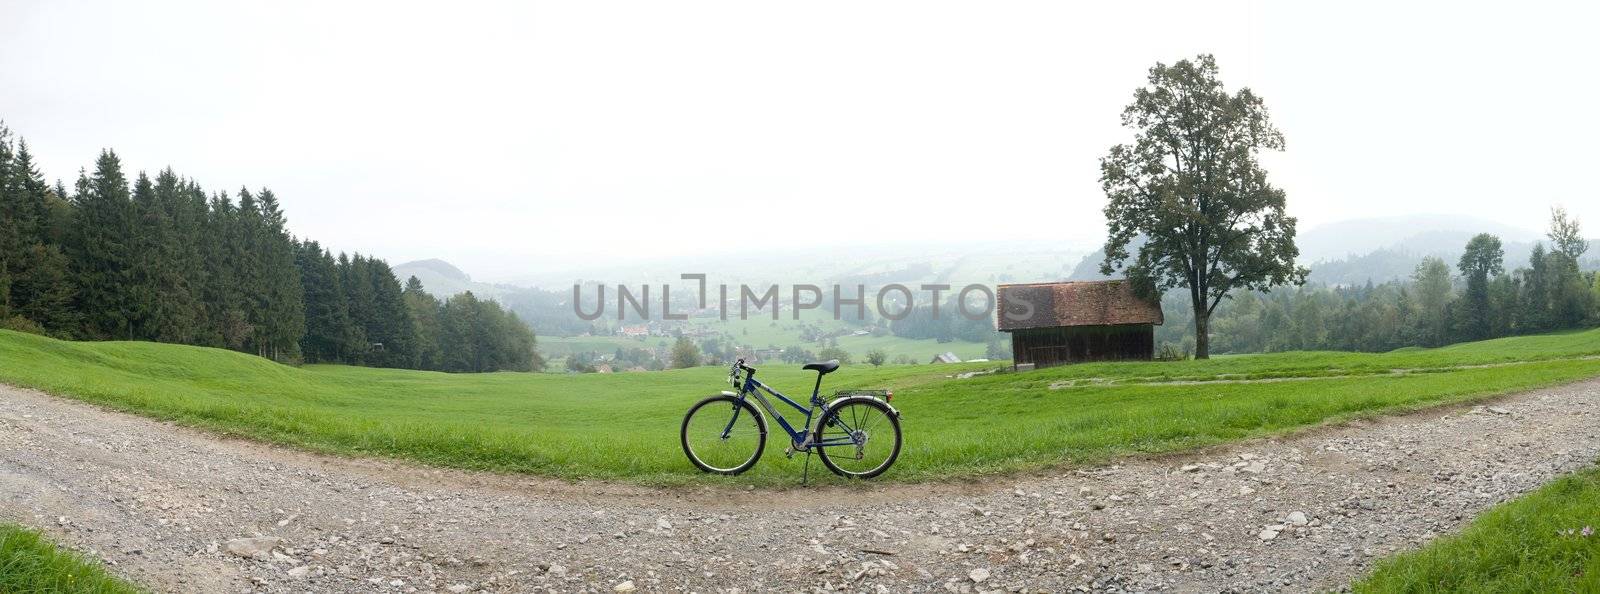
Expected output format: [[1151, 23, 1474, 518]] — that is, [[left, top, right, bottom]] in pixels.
[[3, 380, 1599, 593]]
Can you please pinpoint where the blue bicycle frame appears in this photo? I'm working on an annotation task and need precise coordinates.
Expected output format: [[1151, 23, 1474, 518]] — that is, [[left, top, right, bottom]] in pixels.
[[725, 372, 859, 450]]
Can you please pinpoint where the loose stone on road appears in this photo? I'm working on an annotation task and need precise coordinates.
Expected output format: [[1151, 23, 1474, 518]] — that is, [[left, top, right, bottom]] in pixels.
[[2, 380, 1598, 592]]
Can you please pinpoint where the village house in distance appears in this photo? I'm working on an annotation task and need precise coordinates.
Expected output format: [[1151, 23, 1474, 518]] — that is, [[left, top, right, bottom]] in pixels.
[[997, 280, 1164, 369]]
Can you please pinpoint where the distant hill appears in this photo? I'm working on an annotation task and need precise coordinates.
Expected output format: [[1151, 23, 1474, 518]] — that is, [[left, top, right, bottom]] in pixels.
[[400, 258, 470, 282], [1309, 239, 1599, 286], [1066, 249, 1114, 281], [392, 259, 604, 337], [1299, 214, 1582, 285], [1066, 236, 1146, 281], [393, 259, 505, 299], [1297, 214, 1538, 263]]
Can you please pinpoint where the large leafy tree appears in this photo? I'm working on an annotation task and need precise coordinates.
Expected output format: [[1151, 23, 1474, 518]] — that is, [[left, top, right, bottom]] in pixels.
[[1547, 206, 1588, 264], [1544, 207, 1591, 326], [669, 336, 701, 369], [1456, 233, 1503, 340], [1410, 257, 1453, 347], [1100, 55, 1306, 358]]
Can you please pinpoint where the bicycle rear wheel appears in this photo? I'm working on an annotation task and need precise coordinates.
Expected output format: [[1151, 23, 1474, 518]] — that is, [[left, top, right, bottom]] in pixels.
[[815, 397, 902, 478], [681, 395, 766, 475]]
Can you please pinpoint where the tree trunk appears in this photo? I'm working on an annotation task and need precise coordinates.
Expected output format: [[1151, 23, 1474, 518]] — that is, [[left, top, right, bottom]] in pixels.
[[1193, 307, 1211, 360]]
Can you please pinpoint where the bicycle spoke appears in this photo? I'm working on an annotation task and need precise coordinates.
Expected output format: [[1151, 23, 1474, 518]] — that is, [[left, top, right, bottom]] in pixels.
[[821, 402, 898, 476]]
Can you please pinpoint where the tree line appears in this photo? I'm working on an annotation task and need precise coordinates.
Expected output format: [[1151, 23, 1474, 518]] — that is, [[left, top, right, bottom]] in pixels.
[[0, 126, 541, 372], [1158, 208, 1599, 355]]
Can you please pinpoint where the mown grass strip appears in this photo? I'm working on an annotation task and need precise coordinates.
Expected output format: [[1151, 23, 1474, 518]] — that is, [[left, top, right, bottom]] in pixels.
[[1353, 464, 1600, 593], [0, 523, 142, 594]]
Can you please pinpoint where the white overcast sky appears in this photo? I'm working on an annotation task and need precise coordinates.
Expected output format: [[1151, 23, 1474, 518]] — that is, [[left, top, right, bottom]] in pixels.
[[2, 1, 1596, 281]]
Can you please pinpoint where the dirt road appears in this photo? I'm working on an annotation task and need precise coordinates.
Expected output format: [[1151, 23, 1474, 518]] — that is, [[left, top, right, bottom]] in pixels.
[[3, 380, 1597, 593]]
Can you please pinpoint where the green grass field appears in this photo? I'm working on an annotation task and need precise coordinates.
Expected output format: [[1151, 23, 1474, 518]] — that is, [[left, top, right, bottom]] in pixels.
[[0, 524, 141, 594], [1353, 464, 1600, 593], [2, 328, 1600, 485]]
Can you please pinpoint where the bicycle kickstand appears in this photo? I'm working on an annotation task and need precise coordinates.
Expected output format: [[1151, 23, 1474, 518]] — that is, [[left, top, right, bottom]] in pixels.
[[802, 450, 813, 485]]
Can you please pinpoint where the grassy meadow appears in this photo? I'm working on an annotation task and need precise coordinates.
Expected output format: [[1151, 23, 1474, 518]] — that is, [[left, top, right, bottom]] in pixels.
[[0, 523, 141, 594], [2, 328, 1600, 485], [1353, 464, 1600, 593]]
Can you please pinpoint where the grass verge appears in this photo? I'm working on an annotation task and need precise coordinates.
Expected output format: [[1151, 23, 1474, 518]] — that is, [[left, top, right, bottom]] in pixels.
[[0, 523, 141, 594], [1353, 464, 1600, 593], [2, 328, 1599, 485]]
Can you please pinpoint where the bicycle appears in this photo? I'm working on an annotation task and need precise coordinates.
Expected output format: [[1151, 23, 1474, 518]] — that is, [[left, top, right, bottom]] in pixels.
[[680, 358, 903, 479]]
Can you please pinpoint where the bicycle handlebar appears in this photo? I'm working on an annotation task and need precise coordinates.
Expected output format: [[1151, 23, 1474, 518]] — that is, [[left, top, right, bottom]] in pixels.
[[729, 358, 753, 389]]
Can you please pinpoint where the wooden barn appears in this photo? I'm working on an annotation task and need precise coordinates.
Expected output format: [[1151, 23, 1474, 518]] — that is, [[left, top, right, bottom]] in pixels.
[[997, 280, 1163, 369]]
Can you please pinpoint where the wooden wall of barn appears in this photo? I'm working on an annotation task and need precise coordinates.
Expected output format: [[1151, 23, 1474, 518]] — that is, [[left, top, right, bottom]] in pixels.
[[1009, 324, 1154, 368]]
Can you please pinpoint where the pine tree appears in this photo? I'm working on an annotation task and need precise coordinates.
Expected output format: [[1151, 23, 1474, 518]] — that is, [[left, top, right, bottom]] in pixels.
[[187, 183, 227, 347], [0, 125, 546, 372], [1521, 243, 1551, 333], [341, 253, 376, 363], [10, 244, 75, 332], [231, 188, 270, 354], [402, 276, 442, 369], [48, 180, 72, 243], [206, 191, 252, 348], [161, 173, 210, 340], [127, 172, 201, 341], [12, 141, 52, 239], [437, 291, 481, 372], [6, 142, 77, 334], [0, 127, 19, 318], [295, 240, 353, 363], [254, 189, 305, 360], [69, 150, 137, 339], [363, 258, 415, 368]]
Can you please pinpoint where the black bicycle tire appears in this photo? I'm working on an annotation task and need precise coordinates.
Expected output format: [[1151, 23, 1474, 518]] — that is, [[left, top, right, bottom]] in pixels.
[[680, 395, 767, 475], [814, 397, 902, 479]]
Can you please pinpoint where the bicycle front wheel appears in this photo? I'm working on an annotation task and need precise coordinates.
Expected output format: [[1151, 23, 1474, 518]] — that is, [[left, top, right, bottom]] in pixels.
[[815, 397, 902, 479], [681, 395, 767, 475]]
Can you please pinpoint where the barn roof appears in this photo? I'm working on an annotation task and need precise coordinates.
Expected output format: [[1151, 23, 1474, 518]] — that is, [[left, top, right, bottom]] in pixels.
[[995, 280, 1163, 331]]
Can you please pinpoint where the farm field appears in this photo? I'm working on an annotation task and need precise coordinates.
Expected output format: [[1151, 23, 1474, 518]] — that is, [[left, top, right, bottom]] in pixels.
[[2, 328, 1600, 485]]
